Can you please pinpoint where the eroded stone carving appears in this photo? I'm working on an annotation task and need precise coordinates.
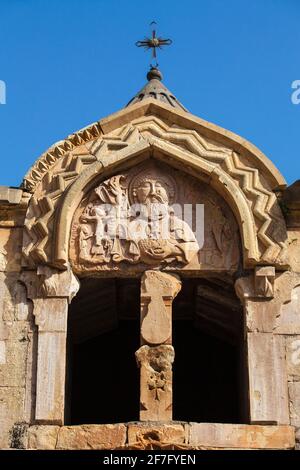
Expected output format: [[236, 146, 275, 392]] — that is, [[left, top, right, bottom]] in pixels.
[[36, 266, 80, 303], [136, 345, 174, 421], [22, 115, 288, 270], [70, 161, 240, 273], [255, 266, 275, 298]]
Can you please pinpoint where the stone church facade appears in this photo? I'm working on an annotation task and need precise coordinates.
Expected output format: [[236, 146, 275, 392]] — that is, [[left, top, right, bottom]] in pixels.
[[0, 67, 300, 450]]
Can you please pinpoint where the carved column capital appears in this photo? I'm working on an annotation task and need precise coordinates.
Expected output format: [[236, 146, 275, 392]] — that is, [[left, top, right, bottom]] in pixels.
[[254, 267, 275, 298], [36, 266, 80, 303], [235, 267, 275, 303]]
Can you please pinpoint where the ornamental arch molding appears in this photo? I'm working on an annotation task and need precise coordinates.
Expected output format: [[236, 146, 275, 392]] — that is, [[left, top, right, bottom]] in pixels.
[[54, 140, 258, 270], [21, 103, 289, 271]]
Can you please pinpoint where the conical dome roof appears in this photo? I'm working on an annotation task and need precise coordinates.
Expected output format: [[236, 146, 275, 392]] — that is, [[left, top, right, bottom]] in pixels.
[[126, 66, 188, 112]]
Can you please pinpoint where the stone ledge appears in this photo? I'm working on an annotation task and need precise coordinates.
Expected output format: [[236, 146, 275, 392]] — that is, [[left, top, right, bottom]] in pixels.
[[127, 423, 186, 447], [188, 423, 295, 449], [0, 186, 23, 206], [26, 422, 296, 450]]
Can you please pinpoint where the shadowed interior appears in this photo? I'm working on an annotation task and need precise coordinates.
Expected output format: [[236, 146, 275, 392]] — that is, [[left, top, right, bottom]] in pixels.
[[67, 277, 245, 425]]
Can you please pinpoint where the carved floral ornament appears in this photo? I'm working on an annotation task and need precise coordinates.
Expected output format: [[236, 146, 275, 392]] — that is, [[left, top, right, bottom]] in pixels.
[[21, 104, 289, 271]]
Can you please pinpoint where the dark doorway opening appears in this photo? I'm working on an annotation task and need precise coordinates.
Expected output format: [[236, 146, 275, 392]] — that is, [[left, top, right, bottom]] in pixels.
[[67, 278, 140, 425], [67, 276, 246, 425], [172, 278, 245, 423]]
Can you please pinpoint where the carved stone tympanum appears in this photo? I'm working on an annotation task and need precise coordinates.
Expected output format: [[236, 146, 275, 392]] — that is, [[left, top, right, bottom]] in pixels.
[[70, 161, 241, 274]]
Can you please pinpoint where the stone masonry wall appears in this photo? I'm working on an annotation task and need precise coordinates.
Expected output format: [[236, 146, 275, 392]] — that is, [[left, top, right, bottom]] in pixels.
[[0, 202, 36, 449]]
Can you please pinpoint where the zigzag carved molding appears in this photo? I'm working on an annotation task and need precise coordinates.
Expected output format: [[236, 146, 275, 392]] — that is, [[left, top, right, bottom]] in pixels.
[[22, 116, 288, 267]]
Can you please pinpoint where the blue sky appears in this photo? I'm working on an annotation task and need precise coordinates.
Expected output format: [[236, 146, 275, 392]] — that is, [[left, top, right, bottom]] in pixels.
[[0, 0, 299, 187]]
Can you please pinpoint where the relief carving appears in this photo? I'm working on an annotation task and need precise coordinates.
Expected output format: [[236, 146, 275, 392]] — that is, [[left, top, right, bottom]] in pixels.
[[76, 165, 198, 267], [135, 345, 174, 421], [70, 161, 241, 273], [140, 271, 181, 345]]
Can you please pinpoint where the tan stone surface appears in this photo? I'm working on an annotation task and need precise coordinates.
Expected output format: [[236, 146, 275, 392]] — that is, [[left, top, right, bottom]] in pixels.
[[36, 266, 80, 302], [0, 331, 28, 387], [33, 298, 68, 332], [287, 230, 300, 272], [188, 423, 295, 449], [0, 387, 25, 448], [274, 284, 300, 334], [247, 333, 289, 424], [141, 271, 181, 345], [127, 423, 185, 446], [0, 186, 23, 205], [289, 382, 300, 426], [254, 266, 275, 298], [237, 271, 300, 333], [0, 228, 22, 272], [136, 345, 174, 421], [0, 272, 32, 324], [286, 336, 300, 380], [296, 427, 300, 445], [28, 425, 59, 450], [56, 425, 126, 450], [35, 331, 67, 423]]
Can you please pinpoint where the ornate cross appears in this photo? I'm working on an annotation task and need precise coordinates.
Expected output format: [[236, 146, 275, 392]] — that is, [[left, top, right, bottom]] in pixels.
[[136, 21, 172, 66]]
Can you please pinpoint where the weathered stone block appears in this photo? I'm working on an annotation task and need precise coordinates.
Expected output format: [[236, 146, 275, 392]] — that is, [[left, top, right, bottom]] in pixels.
[[188, 423, 295, 449], [0, 228, 22, 272], [35, 331, 67, 423], [289, 382, 300, 426], [0, 187, 23, 205], [136, 345, 174, 422], [254, 266, 275, 298], [0, 387, 25, 448], [274, 285, 300, 334], [0, 336, 28, 387], [56, 425, 126, 450], [140, 271, 181, 345], [247, 333, 289, 424], [286, 336, 300, 380], [127, 423, 185, 446], [28, 425, 60, 450], [0, 272, 32, 323], [287, 231, 300, 273]]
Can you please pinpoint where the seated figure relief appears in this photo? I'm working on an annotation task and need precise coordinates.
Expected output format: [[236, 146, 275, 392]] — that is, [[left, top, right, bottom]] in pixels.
[[70, 162, 240, 273]]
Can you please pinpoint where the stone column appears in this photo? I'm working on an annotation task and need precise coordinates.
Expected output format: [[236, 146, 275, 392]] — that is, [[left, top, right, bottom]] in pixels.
[[235, 267, 290, 425], [22, 266, 79, 424], [136, 271, 181, 421]]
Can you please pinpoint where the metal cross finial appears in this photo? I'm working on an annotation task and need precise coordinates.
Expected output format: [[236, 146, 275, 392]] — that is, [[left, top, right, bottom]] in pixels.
[[136, 21, 172, 67]]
